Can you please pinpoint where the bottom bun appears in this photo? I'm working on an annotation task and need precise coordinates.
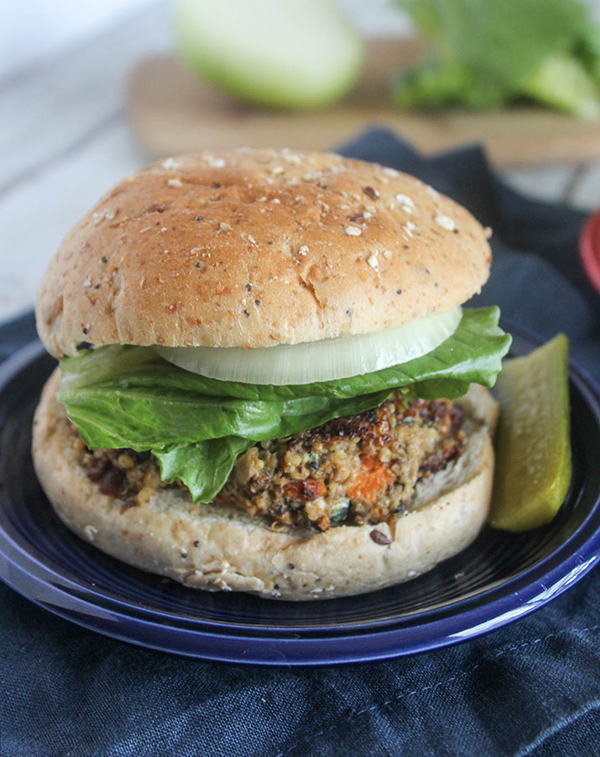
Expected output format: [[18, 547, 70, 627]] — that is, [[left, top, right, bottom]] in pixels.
[[32, 370, 497, 600]]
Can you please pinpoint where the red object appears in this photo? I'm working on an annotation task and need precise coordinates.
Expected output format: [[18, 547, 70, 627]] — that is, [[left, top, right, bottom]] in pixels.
[[580, 209, 600, 295]]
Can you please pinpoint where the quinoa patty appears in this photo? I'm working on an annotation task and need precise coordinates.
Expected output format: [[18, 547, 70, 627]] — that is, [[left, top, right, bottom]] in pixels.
[[70, 392, 466, 531], [221, 393, 465, 530]]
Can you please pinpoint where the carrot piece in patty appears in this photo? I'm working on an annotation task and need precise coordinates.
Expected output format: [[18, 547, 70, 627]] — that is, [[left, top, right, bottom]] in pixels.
[[346, 456, 395, 504]]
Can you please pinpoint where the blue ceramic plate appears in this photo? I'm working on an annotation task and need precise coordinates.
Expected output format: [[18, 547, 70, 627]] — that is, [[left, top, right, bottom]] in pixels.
[[1, 325, 600, 666]]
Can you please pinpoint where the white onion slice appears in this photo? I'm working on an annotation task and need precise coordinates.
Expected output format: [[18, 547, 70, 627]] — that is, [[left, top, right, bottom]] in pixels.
[[157, 307, 462, 385]]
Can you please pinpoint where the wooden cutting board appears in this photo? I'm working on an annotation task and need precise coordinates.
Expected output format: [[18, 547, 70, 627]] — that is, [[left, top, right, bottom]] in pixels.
[[128, 38, 600, 167]]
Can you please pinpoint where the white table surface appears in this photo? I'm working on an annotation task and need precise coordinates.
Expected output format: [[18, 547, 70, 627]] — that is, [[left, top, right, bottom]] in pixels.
[[2, 0, 600, 327]]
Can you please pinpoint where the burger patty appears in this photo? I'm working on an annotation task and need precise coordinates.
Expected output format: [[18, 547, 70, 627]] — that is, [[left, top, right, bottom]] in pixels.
[[70, 393, 465, 531], [220, 394, 465, 530]]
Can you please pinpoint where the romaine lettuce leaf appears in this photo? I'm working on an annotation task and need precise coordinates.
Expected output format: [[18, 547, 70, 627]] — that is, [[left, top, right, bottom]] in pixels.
[[159, 437, 255, 497], [57, 307, 510, 503], [393, 0, 600, 119]]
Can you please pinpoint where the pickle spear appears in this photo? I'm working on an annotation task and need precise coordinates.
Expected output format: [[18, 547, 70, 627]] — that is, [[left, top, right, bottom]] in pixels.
[[490, 333, 571, 532]]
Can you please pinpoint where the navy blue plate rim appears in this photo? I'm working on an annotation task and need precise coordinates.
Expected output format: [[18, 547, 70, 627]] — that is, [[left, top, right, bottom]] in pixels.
[[0, 323, 599, 664]]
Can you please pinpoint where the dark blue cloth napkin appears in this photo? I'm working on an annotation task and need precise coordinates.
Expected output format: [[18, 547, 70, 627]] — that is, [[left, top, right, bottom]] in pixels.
[[3, 130, 600, 757]]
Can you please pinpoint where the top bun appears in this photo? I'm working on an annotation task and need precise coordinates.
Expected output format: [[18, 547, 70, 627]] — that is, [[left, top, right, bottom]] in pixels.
[[36, 149, 492, 358]]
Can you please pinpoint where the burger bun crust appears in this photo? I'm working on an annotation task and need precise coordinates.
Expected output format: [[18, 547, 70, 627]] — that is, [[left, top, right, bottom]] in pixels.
[[36, 149, 491, 358]]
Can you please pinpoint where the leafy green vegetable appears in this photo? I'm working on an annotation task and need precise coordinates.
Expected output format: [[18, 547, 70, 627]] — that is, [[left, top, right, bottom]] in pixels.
[[58, 308, 510, 503], [393, 0, 600, 119], [159, 438, 255, 495], [60, 382, 391, 452]]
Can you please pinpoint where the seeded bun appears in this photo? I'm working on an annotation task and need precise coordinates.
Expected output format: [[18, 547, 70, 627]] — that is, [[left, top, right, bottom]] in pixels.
[[35, 149, 491, 358], [32, 373, 497, 600]]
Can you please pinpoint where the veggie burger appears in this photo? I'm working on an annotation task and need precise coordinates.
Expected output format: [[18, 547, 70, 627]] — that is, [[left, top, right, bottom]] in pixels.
[[32, 149, 511, 600]]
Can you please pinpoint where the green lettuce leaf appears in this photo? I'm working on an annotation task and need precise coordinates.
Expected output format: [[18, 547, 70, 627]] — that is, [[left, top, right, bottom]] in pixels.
[[57, 307, 510, 503], [392, 0, 600, 119], [61, 383, 392, 451], [158, 437, 255, 495]]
